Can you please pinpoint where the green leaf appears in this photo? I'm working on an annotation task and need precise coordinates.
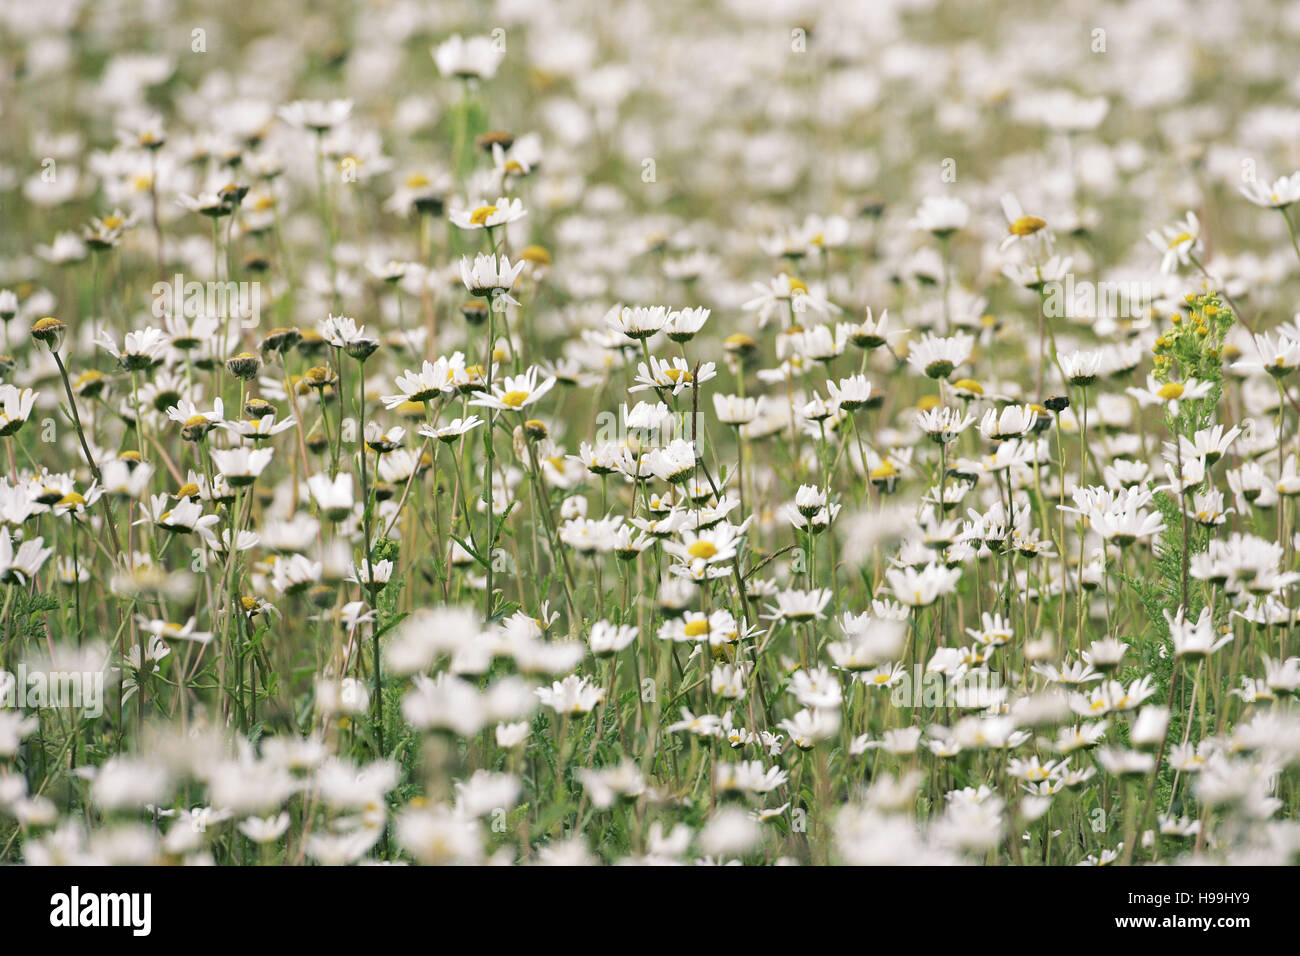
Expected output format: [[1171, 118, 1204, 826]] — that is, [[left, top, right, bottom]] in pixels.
[[451, 534, 489, 569]]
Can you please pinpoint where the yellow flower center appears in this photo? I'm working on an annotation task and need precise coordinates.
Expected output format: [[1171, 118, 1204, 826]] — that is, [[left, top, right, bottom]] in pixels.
[[786, 277, 808, 295], [405, 173, 431, 188], [683, 619, 711, 637], [500, 390, 530, 408], [953, 378, 983, 394], [1009, 215, 1046, 236], [469, 205, 499, 226], [688, 540, 718, 559], [1169, 231, 1194, 248], [1157, 382, 1185, 400]]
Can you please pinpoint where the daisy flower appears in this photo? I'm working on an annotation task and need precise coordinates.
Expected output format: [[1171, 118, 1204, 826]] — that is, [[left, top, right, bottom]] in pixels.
[[432, 34, 505, 80], [1125, 374, 1214, 412], [210, 447, 275, 486], [998, 193, 1049, 250], [417, 416, 484, 443], [460, 253, 524, 304], [1239, 170, 1300, 209], [909, 196, 969, 236], [0, 386, 38, 437], [906, 332, 975, 380], [1146, 211, 1202, 273], [96, 327, 169, 370], [629, 355, 717, 394], [449, 196, 526, 231], [535, 674, 605, 714], [277, 99, 353, 132], [381, 358, 457, 408], [469, 366, 557, 412]]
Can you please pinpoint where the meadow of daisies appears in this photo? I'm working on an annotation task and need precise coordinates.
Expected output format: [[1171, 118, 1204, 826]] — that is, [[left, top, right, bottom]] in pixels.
[[1, 0, 1299, 867]]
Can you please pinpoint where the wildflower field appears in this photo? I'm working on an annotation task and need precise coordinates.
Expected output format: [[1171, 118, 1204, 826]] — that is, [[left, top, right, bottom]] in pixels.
[[1, 0, 1299, 868]]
